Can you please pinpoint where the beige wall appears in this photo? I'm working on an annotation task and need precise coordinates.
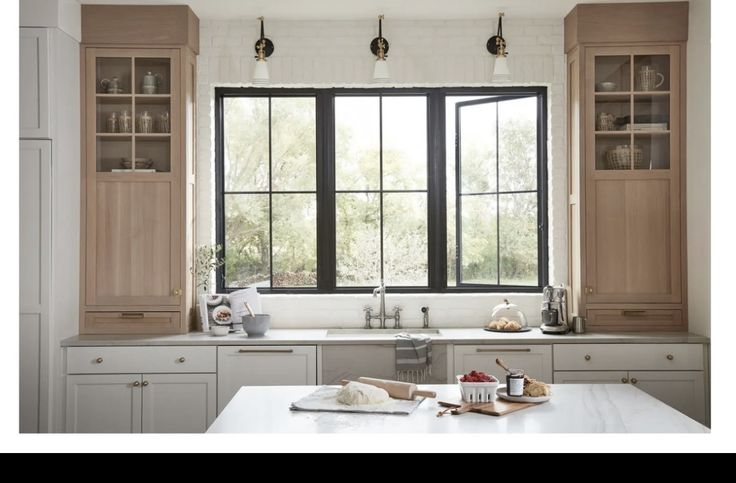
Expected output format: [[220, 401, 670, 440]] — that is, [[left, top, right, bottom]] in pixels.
[[687, 0, 711, 337]]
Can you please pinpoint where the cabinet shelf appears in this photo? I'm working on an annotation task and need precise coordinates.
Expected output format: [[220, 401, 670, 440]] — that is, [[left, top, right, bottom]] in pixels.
[[135, 133, 171, 139], [595, 130, 670, 136], [596, 91, 670, 97], [135, 94, 171, 105], [96, 133, 132, 139]]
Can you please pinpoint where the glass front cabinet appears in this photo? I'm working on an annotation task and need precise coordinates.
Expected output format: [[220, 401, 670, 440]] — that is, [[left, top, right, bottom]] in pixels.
[[81, 34, 197, 334], [566, 2, 688, 332]]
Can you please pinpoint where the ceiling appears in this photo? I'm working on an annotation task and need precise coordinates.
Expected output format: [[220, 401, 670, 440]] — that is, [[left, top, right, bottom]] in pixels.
[[79, 0, 678, 20]]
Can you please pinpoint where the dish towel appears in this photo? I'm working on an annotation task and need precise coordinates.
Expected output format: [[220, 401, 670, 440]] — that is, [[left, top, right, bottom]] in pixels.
[[395, 333, 432, 383]]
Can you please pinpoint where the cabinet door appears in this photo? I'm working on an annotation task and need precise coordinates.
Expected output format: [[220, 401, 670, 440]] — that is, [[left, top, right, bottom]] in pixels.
[[141, 374, 216, 433], [554, 371, 629, 384], [20, 28, 50, 138], [586, 178, 681, 303], [86, 180, 180, 307], [19, 141, 51, 433], [66, 375, 142, 433], [630, 371, 705, 425], [217, 346, 317, 413], [321, 345, 396, 385], [453, 345, 552, 383]]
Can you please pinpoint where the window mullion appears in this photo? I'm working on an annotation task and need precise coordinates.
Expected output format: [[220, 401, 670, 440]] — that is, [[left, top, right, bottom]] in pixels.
[[427, 92, 446, 290], [316, 90, 336, 291]]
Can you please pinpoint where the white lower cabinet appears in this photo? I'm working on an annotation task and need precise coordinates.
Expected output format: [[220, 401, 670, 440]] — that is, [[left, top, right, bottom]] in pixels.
[[453, 345, 552, 383], [66, 373, 216, 433], [552, 343, 707, 425], [66, 375, 142, 433], [141, 374, 216, 433], [217, 346, 317, 413]]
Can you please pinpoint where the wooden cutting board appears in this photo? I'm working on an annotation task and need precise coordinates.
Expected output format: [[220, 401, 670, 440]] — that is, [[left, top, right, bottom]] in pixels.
[[437, 399, 542, 417]]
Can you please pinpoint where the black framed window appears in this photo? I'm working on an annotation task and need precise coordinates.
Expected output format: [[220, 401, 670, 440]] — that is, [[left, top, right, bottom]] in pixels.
[[215, 87, 548, 293]]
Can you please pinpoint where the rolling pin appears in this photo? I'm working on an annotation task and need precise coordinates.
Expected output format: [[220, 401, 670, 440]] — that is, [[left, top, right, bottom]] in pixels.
[[340, 377, 437, 400]]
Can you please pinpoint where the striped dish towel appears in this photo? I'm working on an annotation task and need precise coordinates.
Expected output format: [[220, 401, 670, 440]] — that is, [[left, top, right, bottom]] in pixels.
[[395, 333, 432, 383]]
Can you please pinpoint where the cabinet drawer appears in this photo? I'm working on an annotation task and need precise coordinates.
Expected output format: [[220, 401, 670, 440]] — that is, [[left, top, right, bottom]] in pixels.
[[83, 312, 182, 335], [453, 345, 552, 383], [586, 309, 684, 331], [67, 346, 216, 374], [553, 344, 703, 371]]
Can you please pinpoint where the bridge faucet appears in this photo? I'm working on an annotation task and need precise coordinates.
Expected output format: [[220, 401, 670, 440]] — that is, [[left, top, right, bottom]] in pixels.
[[363, 280, 401, 329]]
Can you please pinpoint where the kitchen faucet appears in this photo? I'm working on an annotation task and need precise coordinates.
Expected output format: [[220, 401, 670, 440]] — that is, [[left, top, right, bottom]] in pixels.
[[364, 280, 401, 329]]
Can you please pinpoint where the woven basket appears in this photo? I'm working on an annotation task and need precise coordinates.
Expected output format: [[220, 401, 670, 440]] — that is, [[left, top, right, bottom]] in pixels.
[[606, 145, 646, 170]]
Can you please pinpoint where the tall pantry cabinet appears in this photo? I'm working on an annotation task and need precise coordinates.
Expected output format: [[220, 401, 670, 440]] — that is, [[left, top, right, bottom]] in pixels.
[[79, 5, 199, 334], [566, 2, 689, 331], [20, 0, 81, 433]]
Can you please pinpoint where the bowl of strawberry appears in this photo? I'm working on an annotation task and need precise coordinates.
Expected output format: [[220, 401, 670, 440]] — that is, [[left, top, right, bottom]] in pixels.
[[457, 370, 499, 403]]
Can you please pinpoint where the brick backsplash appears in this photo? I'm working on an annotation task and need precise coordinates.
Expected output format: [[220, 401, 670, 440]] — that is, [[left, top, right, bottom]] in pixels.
[[196, 18, 567, 327]]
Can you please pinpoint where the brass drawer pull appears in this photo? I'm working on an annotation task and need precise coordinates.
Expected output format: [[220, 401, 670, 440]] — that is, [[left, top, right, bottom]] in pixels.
[[142, 381, 149, 387], [133, 381, 140, 387], [178, 357, 186, 363], [621, 377, 629, 384], [95, 357, 104, 364], [476, 348, 532, 353], [631, 378, 638, 385], [666, 354, 674, 361], [584, 355, 591, 361], [121, 312, 145, 319], [621, 310, 647, 317], [238, 349, 294, 354]]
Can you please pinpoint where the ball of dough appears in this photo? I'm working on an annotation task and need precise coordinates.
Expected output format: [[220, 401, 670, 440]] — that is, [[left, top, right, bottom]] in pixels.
[[336, 381, 390, 406]]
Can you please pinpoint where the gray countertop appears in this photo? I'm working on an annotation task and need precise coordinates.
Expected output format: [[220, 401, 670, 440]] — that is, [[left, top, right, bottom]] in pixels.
[[61, 328, 710, 347]]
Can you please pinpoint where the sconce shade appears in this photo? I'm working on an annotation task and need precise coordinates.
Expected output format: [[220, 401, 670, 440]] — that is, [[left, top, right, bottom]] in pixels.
[[492, 55, 511, 81], [253, 59, 270, 85], [373, 58, 390, 82]]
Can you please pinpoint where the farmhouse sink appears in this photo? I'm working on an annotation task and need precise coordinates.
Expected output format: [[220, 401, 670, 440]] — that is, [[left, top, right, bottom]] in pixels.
[[325, 328, 442, 336]]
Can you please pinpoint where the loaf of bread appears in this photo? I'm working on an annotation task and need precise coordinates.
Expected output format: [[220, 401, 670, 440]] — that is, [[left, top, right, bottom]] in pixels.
[[523, 377, 551, 397]]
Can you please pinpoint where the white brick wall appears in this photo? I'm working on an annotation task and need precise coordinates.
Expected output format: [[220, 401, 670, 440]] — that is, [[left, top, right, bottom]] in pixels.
[[197, 18, 567, 328]]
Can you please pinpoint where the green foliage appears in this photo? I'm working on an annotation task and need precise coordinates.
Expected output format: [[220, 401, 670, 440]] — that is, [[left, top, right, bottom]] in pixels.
[[191, 244, 225, 293]]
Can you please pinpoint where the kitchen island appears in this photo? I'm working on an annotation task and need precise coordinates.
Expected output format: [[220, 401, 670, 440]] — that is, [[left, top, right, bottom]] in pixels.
[[207, 384, 708, 433]]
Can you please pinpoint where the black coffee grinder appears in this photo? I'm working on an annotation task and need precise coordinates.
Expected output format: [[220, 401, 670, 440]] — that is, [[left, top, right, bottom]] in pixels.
[[540, 285, 569, 334]]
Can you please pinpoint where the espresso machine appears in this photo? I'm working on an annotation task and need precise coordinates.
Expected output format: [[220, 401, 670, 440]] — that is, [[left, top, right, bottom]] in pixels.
[[540, 285, 569, 334]]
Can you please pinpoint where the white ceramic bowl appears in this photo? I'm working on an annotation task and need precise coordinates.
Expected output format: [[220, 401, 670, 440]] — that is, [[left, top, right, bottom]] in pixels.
[[211, 325, 229, 336], [595, 81, 617, 92], [456, 374, 500, 403]]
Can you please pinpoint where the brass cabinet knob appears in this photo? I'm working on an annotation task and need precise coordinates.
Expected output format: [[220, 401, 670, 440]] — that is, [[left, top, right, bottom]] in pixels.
[[621, 377, 629, 384], [631, 378, 638, 385], [142, 381, 149, 387], [133, 381, 140, 387], [178, 357, 186, 363], [173, 288, 182, 296], [584, 287, 594, 295], [584, 355, 591, 361], [666, 354, 674, 361], [95, 357, 104, 364]]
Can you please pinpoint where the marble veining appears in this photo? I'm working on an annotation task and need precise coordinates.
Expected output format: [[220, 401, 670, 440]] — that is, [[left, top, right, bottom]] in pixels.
[[206, 384, 708, 433]]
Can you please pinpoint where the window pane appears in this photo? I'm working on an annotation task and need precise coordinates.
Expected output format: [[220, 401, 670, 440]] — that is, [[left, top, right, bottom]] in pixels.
[[335, 97, 380, 191], [224, 98, 269, 192], [459, 194, 498, 284], [336, 193, 381, 286], [224, 194, 270, 287], [499, 97, 537, 192], [499, 193, 538, 286], [272, 194, 317, 287], [458, 101, 497, 194], [271, 97, 316, 191], [383, 193, 428, 286], [382, 97, 427, 190]]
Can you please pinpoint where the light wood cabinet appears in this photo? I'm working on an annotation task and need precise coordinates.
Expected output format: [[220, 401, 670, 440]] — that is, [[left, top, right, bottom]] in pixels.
[[566, 3, 688, 331], [453, 345, 552, 383], [217, 346, 318, 413], [80, 6, 198, 334]]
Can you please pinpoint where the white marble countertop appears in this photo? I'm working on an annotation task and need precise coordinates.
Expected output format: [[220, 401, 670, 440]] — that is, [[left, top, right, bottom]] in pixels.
[[61, 328, 709, 347], [206, 384, 708, 433]]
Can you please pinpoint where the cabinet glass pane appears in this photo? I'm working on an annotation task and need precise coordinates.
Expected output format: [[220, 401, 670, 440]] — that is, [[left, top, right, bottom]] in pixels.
[[97, 99, 133, 134], [595, 56, 630, 93], [135, 139, 170, 173], [136, 98, 171, 134], [597, 136, 633, 170], [272, 194, 317, 287], [134, 58, 171, 95], [634, 133, 670, 170], [96, 57, 132, 94], [634, 55, 670, 92], [96, 137, 132, 172]]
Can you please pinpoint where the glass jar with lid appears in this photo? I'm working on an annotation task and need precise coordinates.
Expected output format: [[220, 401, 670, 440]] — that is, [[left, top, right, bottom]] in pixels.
[[487, 299, 529, 332]]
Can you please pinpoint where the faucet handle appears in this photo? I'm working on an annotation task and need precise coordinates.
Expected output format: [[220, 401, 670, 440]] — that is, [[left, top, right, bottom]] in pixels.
[[393, 305, 402, 312], [363, 305, 372, 312]]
